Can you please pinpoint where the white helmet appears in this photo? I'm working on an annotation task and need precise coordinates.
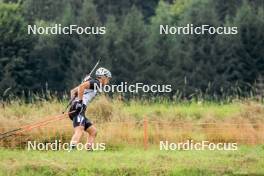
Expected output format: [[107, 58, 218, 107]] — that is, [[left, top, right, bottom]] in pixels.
[[95, 67, 112, 78]]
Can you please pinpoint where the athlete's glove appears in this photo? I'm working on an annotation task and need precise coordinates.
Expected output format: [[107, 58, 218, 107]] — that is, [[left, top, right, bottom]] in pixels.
[[75, 100, 83, 113]]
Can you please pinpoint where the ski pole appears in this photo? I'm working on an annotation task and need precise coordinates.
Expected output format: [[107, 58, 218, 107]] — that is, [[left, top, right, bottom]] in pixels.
[[0, 111, 74, 140]]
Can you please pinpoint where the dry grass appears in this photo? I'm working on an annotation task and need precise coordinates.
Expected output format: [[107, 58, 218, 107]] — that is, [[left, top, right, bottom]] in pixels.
[[0, 96, 264, 148]]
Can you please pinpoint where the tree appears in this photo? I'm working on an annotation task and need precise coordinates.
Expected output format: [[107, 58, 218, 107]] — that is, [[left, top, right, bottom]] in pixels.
[[145, 1, 175, 85], [166, 0, 220, 96], [100, 7, 148, 84], [94, 0, 159, 22], [0, 2, 36, 94], [22, 0, 68, 22], [215, 2, 264, 95], [68, 0, 104, 87]]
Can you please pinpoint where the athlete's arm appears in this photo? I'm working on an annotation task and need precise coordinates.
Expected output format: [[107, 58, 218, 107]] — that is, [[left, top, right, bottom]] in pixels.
[[70, 86, 79, 99], [77, 81, 90, 101]]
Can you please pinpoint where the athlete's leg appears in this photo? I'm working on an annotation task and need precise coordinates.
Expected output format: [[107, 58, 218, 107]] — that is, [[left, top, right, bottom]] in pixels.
[[85, 125, 97, 150], [70, 125, 84, 149]]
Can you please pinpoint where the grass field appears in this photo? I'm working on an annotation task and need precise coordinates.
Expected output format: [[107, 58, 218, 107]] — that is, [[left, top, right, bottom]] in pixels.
[[0, 145, 264, 176], [0, 96, 264, 175]]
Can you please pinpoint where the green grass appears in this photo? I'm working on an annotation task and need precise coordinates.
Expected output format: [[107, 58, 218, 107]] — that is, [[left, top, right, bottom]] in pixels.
[[0, 145, 264, 176], [1, 98, 263, 175], [0, 97, 245, 125], [124, 101, 241, 120]]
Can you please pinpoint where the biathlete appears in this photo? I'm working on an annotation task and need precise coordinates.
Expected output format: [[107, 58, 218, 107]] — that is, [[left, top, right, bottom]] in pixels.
[[69, 67, 111, 150]]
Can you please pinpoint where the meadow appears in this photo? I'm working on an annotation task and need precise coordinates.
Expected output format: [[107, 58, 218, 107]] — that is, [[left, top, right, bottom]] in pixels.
[[0, 146, 264, 176], [1, 96, 263, 147], [0, 96, 264, 175]]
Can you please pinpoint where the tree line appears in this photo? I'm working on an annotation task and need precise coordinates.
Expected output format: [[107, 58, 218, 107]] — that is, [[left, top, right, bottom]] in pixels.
[[0, 0, 263, 100]]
